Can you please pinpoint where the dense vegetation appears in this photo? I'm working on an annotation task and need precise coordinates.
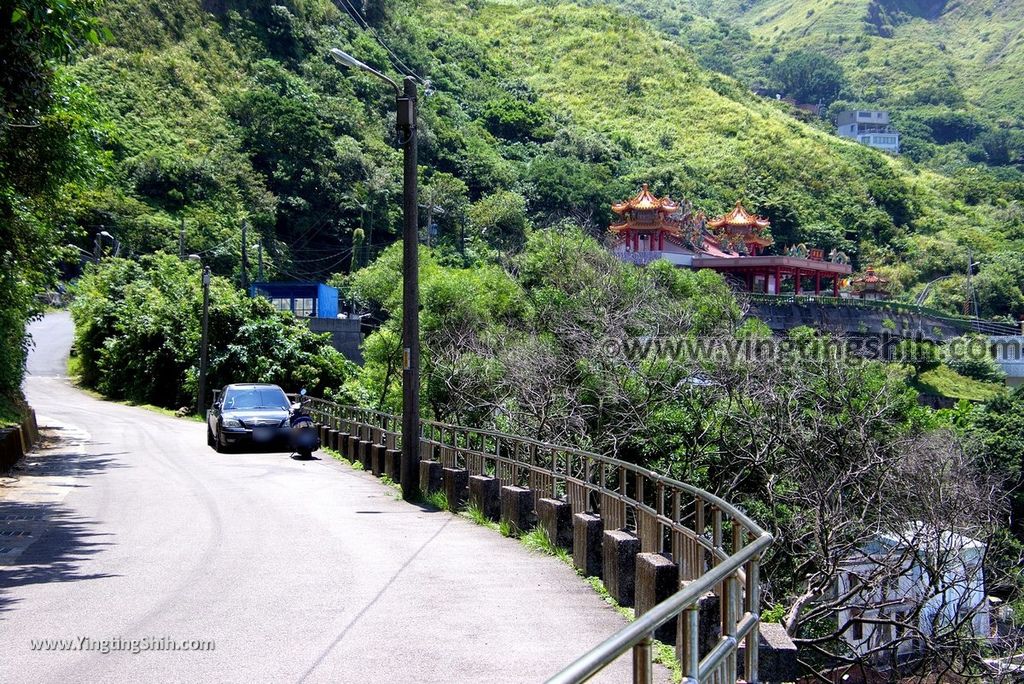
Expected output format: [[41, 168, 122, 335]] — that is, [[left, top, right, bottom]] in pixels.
[[0, 0, 106, 423], [25, 0, 1012, 323], [604, 0, 1024, 167], [599, 0, 1024, 316], [350, 226, 1024, 675], [70, 253, 354, 409]]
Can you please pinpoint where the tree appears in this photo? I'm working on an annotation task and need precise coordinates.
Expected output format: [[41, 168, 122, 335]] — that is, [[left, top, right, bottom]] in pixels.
[[467, 190, 530, 253], [0, 1, 105, 413], [71, 253, 355, 409], [770, 50, 846, 105]]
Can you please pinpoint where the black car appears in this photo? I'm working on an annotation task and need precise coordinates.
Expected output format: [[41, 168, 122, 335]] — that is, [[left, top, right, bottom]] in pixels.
[[207, 383, 293, 452]]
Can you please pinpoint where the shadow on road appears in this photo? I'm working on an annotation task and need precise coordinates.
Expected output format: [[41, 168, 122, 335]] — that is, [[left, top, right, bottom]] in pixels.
[[0, 427, 121, 617], [0, 501, 116, 617]]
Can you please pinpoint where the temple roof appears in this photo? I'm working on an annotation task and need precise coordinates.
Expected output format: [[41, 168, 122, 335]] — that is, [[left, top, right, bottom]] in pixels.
[[611, 184, 679, 215], [707, 201, 771, 230], [853, 266, 888, 287]]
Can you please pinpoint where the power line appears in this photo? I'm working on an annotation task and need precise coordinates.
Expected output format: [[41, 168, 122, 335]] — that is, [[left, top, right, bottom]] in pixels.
[[334, 0, 427, 85], [193, 234, 238, 256]]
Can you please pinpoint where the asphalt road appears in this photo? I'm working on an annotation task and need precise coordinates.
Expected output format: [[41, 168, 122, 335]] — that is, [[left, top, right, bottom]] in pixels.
[[0, 313, 652, 683]]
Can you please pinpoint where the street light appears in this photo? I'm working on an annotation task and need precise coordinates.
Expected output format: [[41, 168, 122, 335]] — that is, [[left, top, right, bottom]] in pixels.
[[189, 254, 212, 419], [330, 47, 421, 501], [95, 230, 121, 259]]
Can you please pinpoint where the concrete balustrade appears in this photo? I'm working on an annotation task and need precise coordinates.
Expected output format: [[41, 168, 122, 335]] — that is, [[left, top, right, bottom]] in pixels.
[[469, 475, 500, 520], [384, 449, 402, 482], [304, 399, 783, 683], [500, 485, 534, 535], [1, 409, 37, 473], [737, 623, 800, 684], [419, 459, 442, 494], [572, 513, 603, 577], [602, 530, 640, 607], [537, 498, 573, 550], [635, 553, 678, 644], [442, 468, 469, 509], [371, 444, 386, 476]]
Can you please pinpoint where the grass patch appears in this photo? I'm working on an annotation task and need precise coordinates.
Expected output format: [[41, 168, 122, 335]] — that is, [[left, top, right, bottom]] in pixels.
[[324, 446, 363, 470], [498, 518, 517, 538], [66, 353, 81, 379], [461, 502, 499, 530], [69, 368, 206, 423], [914, 365, 1005, 402], [520, 526, 573, 566], [379, 473, 400, 490], [422, 489, 449, 511]]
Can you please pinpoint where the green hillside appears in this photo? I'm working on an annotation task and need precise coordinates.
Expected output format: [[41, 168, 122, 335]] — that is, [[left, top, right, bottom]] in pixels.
[[604, 0, 1024, 166], [722, 0, 1024, 119], [40, 0, 1020, 319]]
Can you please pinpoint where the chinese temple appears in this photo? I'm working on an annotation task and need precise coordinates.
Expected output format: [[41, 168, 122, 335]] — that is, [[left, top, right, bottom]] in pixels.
[[610, 185, 852, 295], [851, 266, 890, 301]]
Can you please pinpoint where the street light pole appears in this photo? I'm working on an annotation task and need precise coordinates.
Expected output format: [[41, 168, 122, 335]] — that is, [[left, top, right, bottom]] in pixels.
[[330, 48, 420, 501], [190, 255, 212, 418]]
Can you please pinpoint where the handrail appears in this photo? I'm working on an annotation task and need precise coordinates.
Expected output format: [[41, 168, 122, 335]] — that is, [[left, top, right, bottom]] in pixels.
[[547, 533, 772, 684], [305, 397, 772, 683]]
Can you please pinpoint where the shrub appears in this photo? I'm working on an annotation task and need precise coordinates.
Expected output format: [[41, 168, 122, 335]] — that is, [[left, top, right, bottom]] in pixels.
[[71, 253, 355, 409]]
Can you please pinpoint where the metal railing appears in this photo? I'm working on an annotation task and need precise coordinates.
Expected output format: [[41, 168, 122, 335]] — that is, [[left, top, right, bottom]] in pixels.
[[747, 293, 1020, 336], [306, 398, 773, 683]]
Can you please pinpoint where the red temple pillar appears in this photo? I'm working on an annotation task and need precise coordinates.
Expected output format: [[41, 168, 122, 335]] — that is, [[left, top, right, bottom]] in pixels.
[[795, 269, 802, 295], [814, 271, 821, 296], [833, 276, 840, 297], [764, 268, 770, 293], [774, 266, 782, 295], [633, 231, 640, 252], [659, 232, 664, 251]]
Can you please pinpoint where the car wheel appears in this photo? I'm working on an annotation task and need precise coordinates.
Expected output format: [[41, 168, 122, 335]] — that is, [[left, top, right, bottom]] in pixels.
[[214, 427, 226, 453], [207, 426, 215, 448]]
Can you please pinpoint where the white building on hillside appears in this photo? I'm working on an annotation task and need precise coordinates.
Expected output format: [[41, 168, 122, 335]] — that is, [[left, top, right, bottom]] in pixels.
[[837, 110, 901, 154], [836, 523, 990, 664], [990, 335, 1024, 387]]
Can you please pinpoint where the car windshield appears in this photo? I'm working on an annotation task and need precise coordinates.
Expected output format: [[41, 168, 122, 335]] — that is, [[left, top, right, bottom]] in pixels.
[[224, 387, 290, 411]]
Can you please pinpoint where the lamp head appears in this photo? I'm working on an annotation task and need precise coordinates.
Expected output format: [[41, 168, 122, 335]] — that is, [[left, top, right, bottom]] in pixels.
[[99, 230, 113, 238], [188, 254, 202, 263], [330, 48, 367, 71]]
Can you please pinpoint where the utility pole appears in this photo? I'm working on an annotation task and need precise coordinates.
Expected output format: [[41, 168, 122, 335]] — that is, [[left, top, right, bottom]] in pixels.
[[330, 48, 420, 501], [399, 76, 420, 501], [240, 220, 249, 294], [189, 255, 212, 418], [199, 265, 211, 418], [179, 217, 186, 260], [257, 240, 264, 282]]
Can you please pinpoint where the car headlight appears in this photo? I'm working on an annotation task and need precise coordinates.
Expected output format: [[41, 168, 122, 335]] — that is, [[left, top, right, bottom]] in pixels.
[[222, 418, 242, 428]]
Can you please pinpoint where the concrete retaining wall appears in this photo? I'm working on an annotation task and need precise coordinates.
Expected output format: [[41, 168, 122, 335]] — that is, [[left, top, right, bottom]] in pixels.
[[306, 317, 363, 364], [1, 408, 39, 472], [750, 300, 965, 343]]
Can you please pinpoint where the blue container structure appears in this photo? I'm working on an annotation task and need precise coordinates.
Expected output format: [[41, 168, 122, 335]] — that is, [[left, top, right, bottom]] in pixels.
[[250, 282, 339, 319]]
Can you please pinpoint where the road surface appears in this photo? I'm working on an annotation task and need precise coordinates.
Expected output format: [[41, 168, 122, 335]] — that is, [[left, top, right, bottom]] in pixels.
[[0, 313, 653, 683]]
